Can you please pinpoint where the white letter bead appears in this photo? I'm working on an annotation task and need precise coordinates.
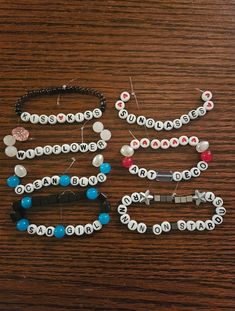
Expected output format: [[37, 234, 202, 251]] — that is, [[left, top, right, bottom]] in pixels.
[[138, 168, 147, 178], [146, 118, 155, 128], [88, 142, 98, 152], [150, 139, 160, 149], [97, 140, 107, 150], [43, 145, 53, 155], [189, 136, 199, 146], [118, 109, 128, 119], [120, 214, 130, 224], [127, 220, 138, 231], [16, 150, 26, 160], [197, 161, 208, 171], [39, 114, 48, 124], [147, 170, 157, 180], [84, 223, 94, 235], [46, 226, 55, 237], [186, 220, 196, 231], [33, 147, 43, 157], [65, 225, 75, 235], [212, 215, 223, 225], [88, 176, 98, 186], [51, 176, 60, 186], [57, 113, 66, 123], [215, 206, 226, 216], [127, 114, 136, 124], [115, 100, 125, 111], [129, 165, 139, 175], [190, 167, 201, 178], [153, 224, 162, 235], [182, 170, 191, 180], [203, 101, 214, 111], [177, 220, 186, 231], [36, 225, 47, 236], [97, 173, 106, 183], [173, 171, 182, 182], [131, 192, 141, 202], [30, 114, 39, 124], [70, 143, 79, 153], [75, 225, 84, 236], [15, 185, 25, 195], [197, 106, 207, 116], [93, 220, 102, 231], [205, 220, 215, 230], [117, 205, 127, 215], [173, 119, 182, 129], [122, 195, 132, 206], [20, 112, 31, 122], [179, 136, 189, 145], [137, 115, 146, 126], [180, 114, 190, 124], [26, 149, 35, 159], [170, 138, 179, 148], [93, 108, 102, 118], [71, 176, 79, 186], [66, 113, 75, 123], [213, 197, 223, 208], [196, 220, 206, 231], [75, 112, 84, 123], [154, 121, 164, 131], [48, 115, 57, 124], [27, 224, 37, 234], [161, 221, 171, 232], [188, 110, 198, 120], [201, 90, 212, 101], [25, 183, 34, 193], [79, 177, 88, 187], [163, 120, 174, 131], [205, 192, 215, 202], [42, 176, 51, 187], [140, 138, 150, 148], [161, 139, 170, 149], [120, 91, 130, 102], [137, 223, 147, 233], [84, 110, 93, 120], [130, 139, 140, 149], [33, 179, 43, 190]]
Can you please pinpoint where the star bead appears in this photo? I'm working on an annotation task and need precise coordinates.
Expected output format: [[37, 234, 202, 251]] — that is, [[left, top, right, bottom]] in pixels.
[[193, 190, 206, 206], [139, 190, 153, 206]]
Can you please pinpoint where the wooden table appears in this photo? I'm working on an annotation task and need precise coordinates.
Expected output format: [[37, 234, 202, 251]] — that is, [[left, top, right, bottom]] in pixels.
[[0, 1, 234, 310]]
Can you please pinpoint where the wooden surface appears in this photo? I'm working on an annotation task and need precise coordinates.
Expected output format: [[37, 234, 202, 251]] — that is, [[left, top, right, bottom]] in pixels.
[[0, 1, 235, 310]]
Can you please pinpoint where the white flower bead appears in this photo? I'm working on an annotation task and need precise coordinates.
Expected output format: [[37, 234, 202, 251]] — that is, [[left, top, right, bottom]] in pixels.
[[57, 113, 66, 123], [5, 146, 17, 157], [3, 135, 16, 146]]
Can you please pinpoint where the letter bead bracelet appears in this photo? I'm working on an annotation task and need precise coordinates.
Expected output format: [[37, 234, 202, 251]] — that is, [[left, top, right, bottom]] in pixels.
[[15, 85, 106, 124], [120, 136, 212, 182], [10, 188, 111, 238], [115, 90, 214, 132], [117, 190, 225, 235]]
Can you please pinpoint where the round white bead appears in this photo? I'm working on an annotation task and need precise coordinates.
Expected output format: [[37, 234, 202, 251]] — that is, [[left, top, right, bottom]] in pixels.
[[48, 115, 57, 125], [196, 141, 209, 153], [66, 113, 75, 123], [93, 108, 102, 119], [128, 220, 138, 231], [30, 114, 39, 124], [213, 197, 223, 208], [150, 139, 160, 149], [120, 213, 130, 224], [33, 179, 43, 190], [20, 112, 31, 122], [89, 142, 98, 152], [46, 226, 55, 237], [57, 113, 66, 123], [182, 170, 192, 180], [205, 220, 215, 231], [140, 138, 150, 148], [196, 220, 206, 231], [43, 145, 53, 155], [115, 100, 125, 111], [137, 115, 146, 126], [201, 90, 212, 101], [79, 177, 89, 187], [27, 224, 37, 234], [5, 146, 17, 157], [100, 129, 112, 141], [212, 214, 223, 225], [163, 120, 174, 131], [197, 106, 207, 116], [93, 220, 102, 231], [120, 91, 130, 102], [92, 154, 104, 167], [34, 146, 44, 157], [16, 150, 26, 160], [188, 110, 198, 120], [205, 192, 215, 202], [71, 176, 79, 186], [75, 225, 84, 236], [84, 223, 94, 234], [138, 168, 147, 178], [26, 149, 35, 159], [160, 139, 170, 149], [39, 114, 48, 124], [170, 137, 179, 148], [137, 222, 147, 233], [153, 224, 162, 235], [190, 167, 201, 178], [61, 144, 71, 153], [189, 136, 199, 146], [197, 161, 208, 171], [130, 139, 140, 150], [52, 145, 62, 155], [173, 119, 182, 129], [97, 173, 107, 183], [120, 145, 134, 157], [179, 136, 189, 146], [75, 112, 84, 123], [93, 121, 104, 133], [147, 170, 157, 180], [186, 220, 196, 231], [215, 206, 226, 216], [117, 205, 127, 215], [3, 135, 16, 146], [84, 110, 93, 120], [65, 225, 75, 235], [36, 225, 47, 236], [129, 165, 139, 175], [25, 183, 34, 193], [180, 114, 190, 124], [177, 220, 186, 231], [130, 192, 140, 203], [70, 143, 80, 153], [161, 221, 171, 232], [172, 171, 182, 182], [118, 109, 128, 119], [97, 140, 107, 150], [15, 185, 25, 195], [146, 118, 155, 128], [122, 195, 132, 206], [42, 176, 51, 187], [14, 165, 27, 177], [203, 100, 214, 111], [154, 121, 164, 131], [127, 114, 136, 124], [88, 175, 98, 186]]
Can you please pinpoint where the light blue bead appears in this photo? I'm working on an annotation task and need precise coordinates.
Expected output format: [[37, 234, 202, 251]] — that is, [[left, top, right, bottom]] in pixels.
[[7, 175, 20, 188], [99, 213, 110, 225], [86, 187, 99, 200], [54, 225, 65, 238], [21, 196, 32, 209], [59, 175, 70, 187], [100, 163, 111, 174], [16, 218, 29, 231]]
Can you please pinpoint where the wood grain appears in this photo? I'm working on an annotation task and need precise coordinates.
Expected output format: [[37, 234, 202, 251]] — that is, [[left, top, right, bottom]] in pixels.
[[0, 1, 235, 310]]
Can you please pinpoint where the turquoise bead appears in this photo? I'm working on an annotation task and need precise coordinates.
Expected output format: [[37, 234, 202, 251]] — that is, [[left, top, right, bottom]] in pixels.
[[7, 175, 20, 188], [100, 163, 111, 174], [21, 196, 32, 209], [86, 187, 99, 200], [16, 218, 29, 231], [54, 225, 65, 238], [99, 213, 110, 225], [59, 175, 70, 187]]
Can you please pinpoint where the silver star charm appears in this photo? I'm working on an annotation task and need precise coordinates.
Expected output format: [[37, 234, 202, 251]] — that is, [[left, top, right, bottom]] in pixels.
[[139, 190, 153, 206], [193, 190, 206, 206]]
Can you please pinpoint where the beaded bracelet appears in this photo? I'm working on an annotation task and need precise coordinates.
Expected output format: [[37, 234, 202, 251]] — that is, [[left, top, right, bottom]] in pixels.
[[10, 188, 111, 238], [120, 136, 212, 182], [117, 190, 225, 235], [15, 85, 106, 124], [115, 90, 214, 132], [7, 155, 111, 195]]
